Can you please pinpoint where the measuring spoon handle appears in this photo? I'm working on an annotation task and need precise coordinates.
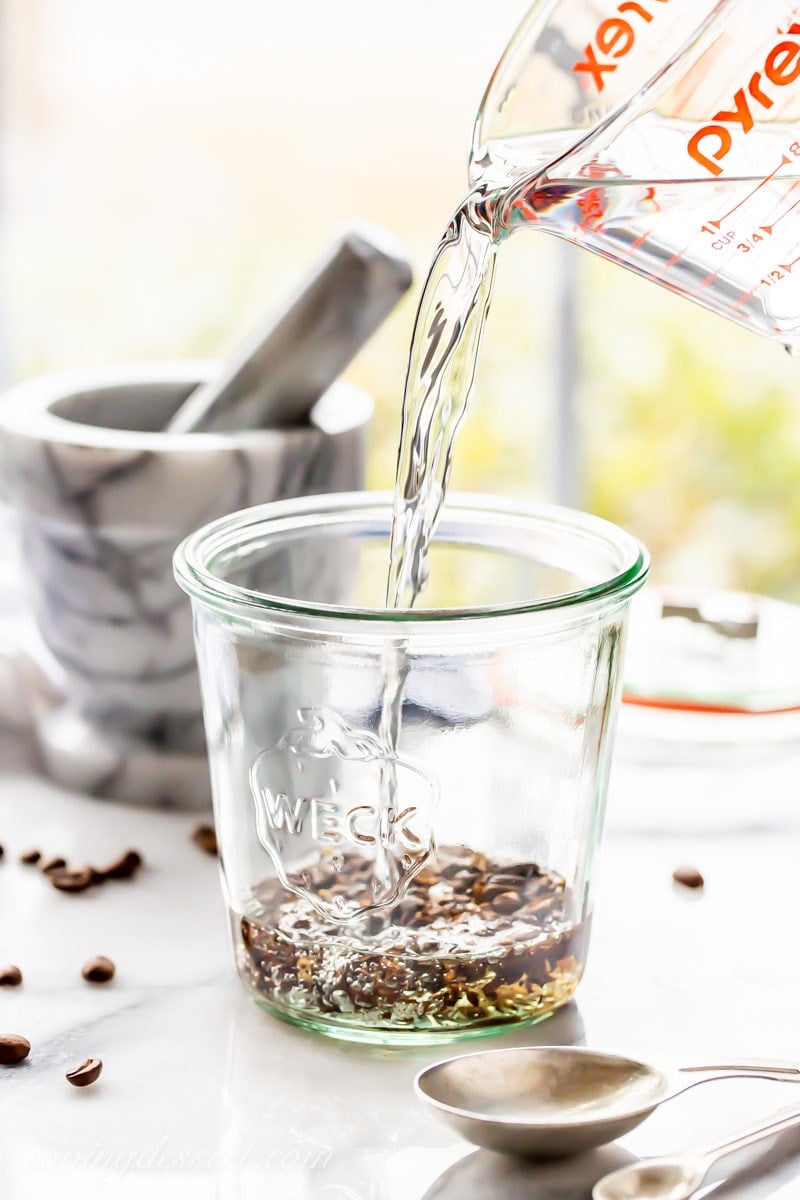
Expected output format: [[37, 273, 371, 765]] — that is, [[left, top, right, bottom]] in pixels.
[[678, 1061, 800, 1088], [697, 1103, 800, 1172]]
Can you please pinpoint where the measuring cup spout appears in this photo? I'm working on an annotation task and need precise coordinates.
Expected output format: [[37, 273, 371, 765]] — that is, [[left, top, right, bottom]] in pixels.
[[469, 0, 800, 347]]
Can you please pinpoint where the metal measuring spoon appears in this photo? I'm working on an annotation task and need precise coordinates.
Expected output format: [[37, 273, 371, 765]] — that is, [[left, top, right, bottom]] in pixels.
[[414, 1046, 800, 1158], [593, 1102, 800, 1200]]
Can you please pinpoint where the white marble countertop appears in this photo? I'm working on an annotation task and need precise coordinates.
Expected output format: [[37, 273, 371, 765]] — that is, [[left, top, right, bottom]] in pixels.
[[2, 729, 800, 1200]]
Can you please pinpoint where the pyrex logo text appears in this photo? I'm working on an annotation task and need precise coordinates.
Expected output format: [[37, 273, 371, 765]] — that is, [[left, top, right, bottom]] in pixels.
[[688, 25, 800, 176], [572, 0, 671, 93]]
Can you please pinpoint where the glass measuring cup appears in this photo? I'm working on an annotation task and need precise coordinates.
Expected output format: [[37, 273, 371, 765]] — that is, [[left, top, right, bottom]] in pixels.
[[472, 0, 800, 348], [174, 493, 648, 1044]]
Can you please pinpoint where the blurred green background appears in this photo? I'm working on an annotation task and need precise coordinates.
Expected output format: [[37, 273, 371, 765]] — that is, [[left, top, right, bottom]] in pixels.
[[4, 0, 800, 599]]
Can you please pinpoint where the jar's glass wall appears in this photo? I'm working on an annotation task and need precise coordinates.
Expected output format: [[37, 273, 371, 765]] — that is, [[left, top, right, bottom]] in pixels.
[[178, 497, 646, 1044]]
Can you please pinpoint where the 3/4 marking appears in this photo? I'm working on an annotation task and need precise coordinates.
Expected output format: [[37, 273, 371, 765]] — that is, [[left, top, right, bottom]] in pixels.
[[736, 229, 774, 253]]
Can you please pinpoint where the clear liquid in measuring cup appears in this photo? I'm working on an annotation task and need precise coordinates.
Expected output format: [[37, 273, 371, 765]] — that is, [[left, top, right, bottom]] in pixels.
[[504, 121, 800, 345]]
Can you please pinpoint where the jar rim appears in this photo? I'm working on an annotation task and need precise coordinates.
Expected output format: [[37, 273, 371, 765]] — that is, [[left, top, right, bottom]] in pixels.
[[173, 491, 649, 626]]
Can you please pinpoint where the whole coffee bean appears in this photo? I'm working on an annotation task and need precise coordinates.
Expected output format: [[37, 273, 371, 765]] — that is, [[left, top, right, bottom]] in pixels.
[[66, 1057, 102, 1088], [50, 867, 94, 893], [191, 824, 218, 857], [40, 856, 66, 875], [673, 866, 705, 891], [493, 890, 521, 915], [0, 1034, 30, 1064], [0, 966, 22, 987], [20, 849, 41, 865], [0, 844, 4, 861], [101, 850, 142, 880], [82, 956, 115, 984]]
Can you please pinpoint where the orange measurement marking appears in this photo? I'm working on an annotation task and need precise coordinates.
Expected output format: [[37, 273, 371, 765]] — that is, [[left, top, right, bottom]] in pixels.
[[708, 155, 791, 230], [656, 250, 685, 278], [623, 695, 800, 716], [627, 190, 664, 251], [577, 188, 605, 226], [692, 268, 722, 294], [730, 285, 758, 313], [772, 194, 800, 229], [756, 180, 800, 233]]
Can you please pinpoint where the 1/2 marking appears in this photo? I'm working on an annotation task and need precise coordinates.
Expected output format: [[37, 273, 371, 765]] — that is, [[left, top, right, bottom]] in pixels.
[[760, 256, 800, 286]]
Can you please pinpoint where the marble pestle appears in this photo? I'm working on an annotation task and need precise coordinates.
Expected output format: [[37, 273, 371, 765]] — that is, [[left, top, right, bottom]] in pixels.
[[167, 223, 412, 434]]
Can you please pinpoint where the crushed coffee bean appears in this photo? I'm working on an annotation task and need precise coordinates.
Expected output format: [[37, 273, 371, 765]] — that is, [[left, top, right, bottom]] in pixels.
[[673, 866, 705, 891], [191, 824, 218, 857], [101, 850, 142, 880], [65, 1057, 102, 1087], [20, 849, 41, 865], [0, 1034, 30, 1064], [492, 890, 521, 915], [82, 956, 115, 984], [239, 845, 584, 1034], [50, 867, 95, 894], [40, 856, 67, 875], [0, 966, 22, 987]]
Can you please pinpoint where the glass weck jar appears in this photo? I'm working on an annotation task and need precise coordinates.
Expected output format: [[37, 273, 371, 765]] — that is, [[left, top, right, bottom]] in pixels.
[[174, 493, 648, 1045]]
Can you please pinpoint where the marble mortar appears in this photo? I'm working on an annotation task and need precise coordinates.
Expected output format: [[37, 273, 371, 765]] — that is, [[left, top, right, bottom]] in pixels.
[[0, 362, 370, 806]]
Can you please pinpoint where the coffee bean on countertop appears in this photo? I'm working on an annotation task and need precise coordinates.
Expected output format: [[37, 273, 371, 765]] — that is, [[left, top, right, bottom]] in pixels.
[[40, 856, 67, 875], [50, 867, 95, 893], [191, 824, 218, 857], [101, 850, 142, 880], [20, 849, 41, 865], [0, 1035, 30, 1064], [65, 1057, 102, 1087], [673, 866, 705, 891], [82, 956, 115, 984], [0, 966, 22, 987]]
